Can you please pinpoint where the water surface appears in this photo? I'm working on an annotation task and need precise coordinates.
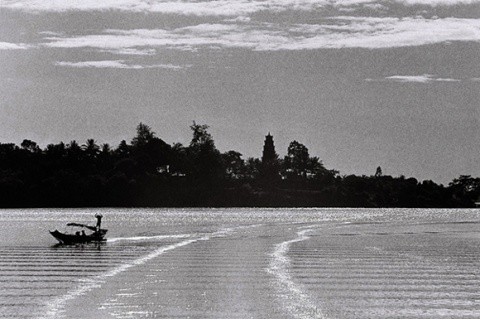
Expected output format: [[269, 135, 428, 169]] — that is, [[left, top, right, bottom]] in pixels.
[[0, 208, 479, 318]]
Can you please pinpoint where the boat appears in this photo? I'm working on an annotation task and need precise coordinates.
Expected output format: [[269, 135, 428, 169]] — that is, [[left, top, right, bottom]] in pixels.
[[49, 213, 107, 244], [49, 229, 107, 244]]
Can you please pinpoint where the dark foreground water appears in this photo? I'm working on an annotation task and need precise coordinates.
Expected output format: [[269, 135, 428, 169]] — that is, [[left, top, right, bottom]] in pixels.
[[0, 208, 479, 319]]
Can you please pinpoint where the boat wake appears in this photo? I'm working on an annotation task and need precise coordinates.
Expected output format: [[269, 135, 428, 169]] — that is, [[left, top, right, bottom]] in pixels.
[[39, 224, 263, 319], [39, 232, 215, 319], [107, 233, 193, 243], [267, 225, 329, 319]]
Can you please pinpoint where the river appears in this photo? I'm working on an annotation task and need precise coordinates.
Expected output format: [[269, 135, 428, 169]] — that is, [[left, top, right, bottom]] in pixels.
[[0, 208, 479, 318]]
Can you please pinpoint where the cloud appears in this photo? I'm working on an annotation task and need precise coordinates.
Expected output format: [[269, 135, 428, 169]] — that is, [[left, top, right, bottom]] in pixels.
[[100, 48, 157, 56], [54, 60, 188, 70], [2, 0, 479, 15], [0, 0, 331, 15], [41, 17, 480, 52], [39, 31, 64, 36], [0, 42, 31, 50], [300, 16, 480, 49], [55, 60, 141, 69], [224, 16, 252, 23], [396, 0, 480, 6], [367, 74, 461, 83]]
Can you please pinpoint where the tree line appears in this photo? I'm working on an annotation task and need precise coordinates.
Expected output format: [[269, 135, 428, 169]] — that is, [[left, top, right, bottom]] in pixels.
[[0, 122, 478, 208]]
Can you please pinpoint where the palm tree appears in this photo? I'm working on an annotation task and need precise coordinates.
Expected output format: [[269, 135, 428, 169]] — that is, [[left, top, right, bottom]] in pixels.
[[83, 139, 100, 159]]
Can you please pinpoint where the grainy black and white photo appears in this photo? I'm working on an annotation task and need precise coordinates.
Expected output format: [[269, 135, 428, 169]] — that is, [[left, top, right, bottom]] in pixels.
[[0, 0, 479, 318]]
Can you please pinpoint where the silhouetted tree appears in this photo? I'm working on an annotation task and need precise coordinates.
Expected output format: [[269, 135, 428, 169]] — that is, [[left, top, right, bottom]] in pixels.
[[375, 166, 383, 177], [243, 157, 261, 180], [140, 137, 171, 174], [449, 175, 480, 207], [115, 140, 131, 159], [282, 141, 331, 186], [45, 142, 66, 160], [169, 143, 188, 176], [67, 140, 83, 159], [21, 139, 40, 153], [188, 122, 223, 181], [0, 122, 476, 208], [131, 123, 155, 148], [83, 139, 100, 159], [98, 143, 113, 171], [285, 140, 310, 178], [222, 150, 244, 179]]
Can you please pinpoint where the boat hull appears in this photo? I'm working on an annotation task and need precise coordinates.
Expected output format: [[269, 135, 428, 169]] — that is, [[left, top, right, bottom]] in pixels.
[[49, 230, 107, 244]]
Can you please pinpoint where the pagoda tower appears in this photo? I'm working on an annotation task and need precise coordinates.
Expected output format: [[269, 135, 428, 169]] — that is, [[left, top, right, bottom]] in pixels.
[[260, 133, 279, 183], [262, 133, 276, 164]]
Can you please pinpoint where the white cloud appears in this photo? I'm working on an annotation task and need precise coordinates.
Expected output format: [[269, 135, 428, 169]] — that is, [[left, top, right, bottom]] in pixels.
[[306, 16, 480, 49], [149, 63, 190, 70], [0, 0, 331, 15], [433, 77, 462, 82], [39, 31, 64, 36], [0, 42, 31, 50], [55, 60, 142, 68], [54, 60, 187, 69], [369, 74, 462, 83], [2, 0, 479, 15], [386, 75, 439, 83], [224, 16, 252, 23], [41, 17, 480, 52], [100, 48, 157, 56], [397, 0, 480, 6], [5, 0, 480, 57]]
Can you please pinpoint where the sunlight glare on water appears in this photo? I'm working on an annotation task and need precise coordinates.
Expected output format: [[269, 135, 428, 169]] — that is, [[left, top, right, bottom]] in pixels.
[[0, 208, 479, 319]]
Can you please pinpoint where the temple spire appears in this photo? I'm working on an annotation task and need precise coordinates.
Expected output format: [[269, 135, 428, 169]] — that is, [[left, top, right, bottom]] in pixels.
[[262, 133, 276, 163], [260, 133, 279, 184]]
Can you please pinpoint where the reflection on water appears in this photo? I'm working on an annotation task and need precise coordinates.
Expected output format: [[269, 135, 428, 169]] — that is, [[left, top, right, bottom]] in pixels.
[[0, 208, 479, 319]]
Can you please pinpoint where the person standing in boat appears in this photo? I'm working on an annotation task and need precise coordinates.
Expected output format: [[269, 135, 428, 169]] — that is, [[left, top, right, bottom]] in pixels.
[[95, 213, 103, 233]]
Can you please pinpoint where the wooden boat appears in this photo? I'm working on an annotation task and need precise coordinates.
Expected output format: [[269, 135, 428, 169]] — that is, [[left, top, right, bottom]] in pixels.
[[49, 229, 107, 244], [49, 213, 107, 244]]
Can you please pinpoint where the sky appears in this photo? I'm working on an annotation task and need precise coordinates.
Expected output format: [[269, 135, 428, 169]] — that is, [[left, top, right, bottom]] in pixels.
[[0, 0, 479, 185]]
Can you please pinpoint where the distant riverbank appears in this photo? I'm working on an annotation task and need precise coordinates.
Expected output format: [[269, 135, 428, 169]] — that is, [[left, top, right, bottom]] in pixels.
[[1, 123, 478, 208]]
